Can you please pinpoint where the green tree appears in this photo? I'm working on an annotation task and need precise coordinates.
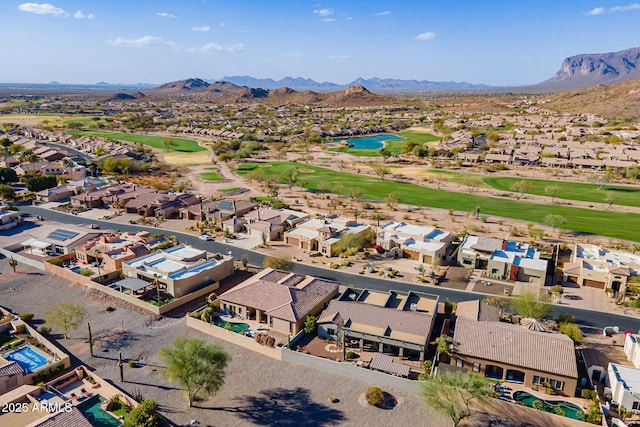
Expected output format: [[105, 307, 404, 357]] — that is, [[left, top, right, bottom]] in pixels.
[[371, 164, 390, 180], [262, 256, 294, 271], [0, 167, 18, 183], [24, 175, 57, 192], [545, 185, 561, 203], [45, 303, 87, 339], [511, 180, 532, 200], [543, 214, 567, 234], [559, 323, 583, 346], [280, 168, 298, 190], [122, 399, 161, 427], [379, 148, 392, 162], [162, 138, 176, 150], [158, 336, 230, 407], [511, 290, 551, 320], [333, 233, 365, 256], [0, 184, 15, 201], [385, 193, 400, 210], [421, 371, 493, 427], [432, 335, 454, 361], [304, 315, 317, 334]]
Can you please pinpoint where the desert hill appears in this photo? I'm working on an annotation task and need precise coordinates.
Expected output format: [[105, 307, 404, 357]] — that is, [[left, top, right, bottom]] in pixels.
[[145, 78, 392, 106], [538, 78, 640, 119]]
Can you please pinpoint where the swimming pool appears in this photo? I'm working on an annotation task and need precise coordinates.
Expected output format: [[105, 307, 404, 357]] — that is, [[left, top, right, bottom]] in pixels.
[[70, 266, 82, 274], [4, 345, 49, 373], [513, 390, 585, 420], [78, 396, 121, 427], [336, 134, 404, 150], [213, 317, 250, 333]]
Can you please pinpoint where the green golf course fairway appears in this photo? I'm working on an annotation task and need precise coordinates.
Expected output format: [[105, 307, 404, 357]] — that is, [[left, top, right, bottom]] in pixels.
[[237, 161, 639, 241]]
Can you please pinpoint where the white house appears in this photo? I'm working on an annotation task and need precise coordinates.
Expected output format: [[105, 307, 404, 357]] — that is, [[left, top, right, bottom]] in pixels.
[[608, 363, 640, 412], [625, 334, 640, 369]]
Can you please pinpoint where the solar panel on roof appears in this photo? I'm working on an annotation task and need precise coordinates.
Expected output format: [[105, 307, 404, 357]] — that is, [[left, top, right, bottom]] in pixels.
[[218, 201, 233, 211], [47, 229, 80, 241]]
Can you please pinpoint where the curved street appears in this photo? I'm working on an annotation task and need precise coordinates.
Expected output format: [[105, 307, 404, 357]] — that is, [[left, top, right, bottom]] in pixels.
[[17, 205, 640, 332]]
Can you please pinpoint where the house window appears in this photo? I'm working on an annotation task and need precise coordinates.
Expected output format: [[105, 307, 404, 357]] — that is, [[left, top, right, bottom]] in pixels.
[[633, 401, 640, 411], [327, 328, 335, 336], [462, 258, 473, 265], [473, 363, 480, 372], [491, 268, 500, 275], [456, 359, 463, 368], [321, 247, 327, 254], [549, 379, 564, 390], [533, 376, 547, 385]]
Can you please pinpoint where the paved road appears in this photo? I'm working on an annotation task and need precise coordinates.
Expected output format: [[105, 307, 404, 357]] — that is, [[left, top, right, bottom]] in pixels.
[[19, 205, 640, 331]]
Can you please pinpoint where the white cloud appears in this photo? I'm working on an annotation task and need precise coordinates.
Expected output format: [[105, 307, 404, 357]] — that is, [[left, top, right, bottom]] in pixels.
[[415, 32, 436, 41], [313, 8, 334, 17], [18, 3, 65, 16], [108, 36, 176, 48], [157, 12, 176, 18], [220, 22, 226, 27], [587, 3, 640, 15], [74, 10, 94, 19], [200, 42, 244, 53], [375, 11, 390, 16], [192, 26, 210, 32], [284, 52, 306, 58], [321, 18, 335, 22], [587, 7, 606, 15], [328, 54, 350, 60]]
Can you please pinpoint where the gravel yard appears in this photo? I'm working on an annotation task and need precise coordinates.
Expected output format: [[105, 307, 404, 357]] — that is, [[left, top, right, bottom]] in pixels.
[[0, 257, 581, 427]]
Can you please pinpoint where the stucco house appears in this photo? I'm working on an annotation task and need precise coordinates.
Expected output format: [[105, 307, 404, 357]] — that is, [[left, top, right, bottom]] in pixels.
[[122, 244, 234, 298], [284, 216, 371, 257], [608, 363, 640, 412], [376, 221, 451, 264], [218, 268, 339, 335], [458, 235, 549, 285], [563, 243, 633, 293], [451, 317, 578, 395], [317, 288, 438, 361]]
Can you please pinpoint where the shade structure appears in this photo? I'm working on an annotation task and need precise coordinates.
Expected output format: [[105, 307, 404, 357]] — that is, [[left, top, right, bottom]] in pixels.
[[114, 277, 150, 292], [370, 354, 410, 377], [520, 317, 550, 332]]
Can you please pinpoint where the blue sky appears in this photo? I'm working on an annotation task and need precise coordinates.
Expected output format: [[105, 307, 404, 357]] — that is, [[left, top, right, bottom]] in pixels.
[[2, 1, 640, 86]]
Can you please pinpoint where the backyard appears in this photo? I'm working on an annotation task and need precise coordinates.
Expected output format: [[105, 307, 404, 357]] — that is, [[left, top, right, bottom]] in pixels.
[[237, 161, 640, 241]]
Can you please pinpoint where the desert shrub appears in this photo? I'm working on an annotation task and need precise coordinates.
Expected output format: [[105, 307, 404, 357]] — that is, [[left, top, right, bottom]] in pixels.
[[345, 351, 359, 359], [38, 326, 51, 336], [48, 258, 63, 266], [366, 386, 385, 407], [19, 312, 35, 322], [630, 300, 640, 308], [128, 360, 137, 368]]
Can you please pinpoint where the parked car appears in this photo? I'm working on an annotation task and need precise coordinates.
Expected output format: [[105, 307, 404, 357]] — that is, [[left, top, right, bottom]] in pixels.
[[199, 234, 213, 241]]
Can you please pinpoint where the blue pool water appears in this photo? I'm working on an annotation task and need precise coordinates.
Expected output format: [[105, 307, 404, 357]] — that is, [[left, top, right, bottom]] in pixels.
[[4, 345, 48, 373], [213, 317, 250, 333], [78, 396, 121, 427], [336, 134, 404, 150], [513, 390, 585, 420], [70, 266, 82, 273]]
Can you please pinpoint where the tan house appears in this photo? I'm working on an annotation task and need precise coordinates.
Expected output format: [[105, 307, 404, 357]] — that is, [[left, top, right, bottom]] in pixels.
[[451, 317, 578, 395], [284, 216, 371, 257], [75, 231, 168, 273], [317, 288, 438, 361], [563, 243, 632, 293], [218, 268, 339, 335], [376, 221, 451, 264]]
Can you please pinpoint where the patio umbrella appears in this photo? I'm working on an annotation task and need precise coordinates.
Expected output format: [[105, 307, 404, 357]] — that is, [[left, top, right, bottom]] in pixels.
[[520, 318, 550, 332]]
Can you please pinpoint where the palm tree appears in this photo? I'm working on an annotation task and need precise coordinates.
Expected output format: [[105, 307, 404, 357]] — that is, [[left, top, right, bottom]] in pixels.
[[8, 257, 18, 272], [153, 273, 161, 303], [93, 249, 102, 283], [372, 213, 385, 228], [432, 335, 454, 361]]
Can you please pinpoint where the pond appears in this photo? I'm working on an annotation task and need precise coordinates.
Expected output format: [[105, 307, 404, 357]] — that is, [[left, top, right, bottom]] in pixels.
[[335, 134, 404, 150]]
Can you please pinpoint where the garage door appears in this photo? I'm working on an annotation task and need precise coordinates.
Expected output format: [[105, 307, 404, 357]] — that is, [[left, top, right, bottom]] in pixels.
[[583, 279, 605, 289], [287, 237, 299, 247], [404, 250, 419, 260], [566, 276, 578, 284], [422, 254, 433, 264]]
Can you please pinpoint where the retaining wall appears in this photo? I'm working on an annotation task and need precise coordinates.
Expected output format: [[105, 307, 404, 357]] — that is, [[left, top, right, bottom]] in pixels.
[[185, 315, 282, 360], [281, 349, 420, 394]]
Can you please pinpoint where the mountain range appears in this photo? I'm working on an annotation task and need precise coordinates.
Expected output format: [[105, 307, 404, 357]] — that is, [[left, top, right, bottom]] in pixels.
[[214, 76, 495, 93]]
